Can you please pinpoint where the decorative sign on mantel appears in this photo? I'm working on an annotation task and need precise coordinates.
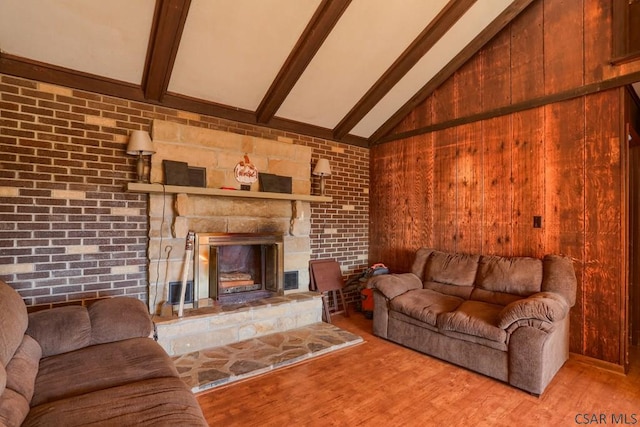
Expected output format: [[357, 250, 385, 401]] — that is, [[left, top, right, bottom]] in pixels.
[[234, 154, 258, 190]]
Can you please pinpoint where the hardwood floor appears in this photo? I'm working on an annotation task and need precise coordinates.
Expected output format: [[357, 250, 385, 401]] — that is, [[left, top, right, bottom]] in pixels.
[[197, 309, 640, 426]]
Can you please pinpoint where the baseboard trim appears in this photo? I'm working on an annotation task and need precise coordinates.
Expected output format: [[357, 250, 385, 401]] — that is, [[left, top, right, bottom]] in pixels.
[[569, 352, 626, 375]]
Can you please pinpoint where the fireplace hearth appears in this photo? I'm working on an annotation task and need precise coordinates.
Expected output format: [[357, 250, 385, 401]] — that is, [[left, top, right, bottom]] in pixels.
[[195, 232, 284, 306]]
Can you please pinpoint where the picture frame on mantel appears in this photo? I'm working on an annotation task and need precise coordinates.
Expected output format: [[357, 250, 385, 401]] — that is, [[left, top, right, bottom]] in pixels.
[[188, 167, 206, 188], [163, 160, 206, 187], [163, 160, 189, 186], [259, 173, 292, 194]]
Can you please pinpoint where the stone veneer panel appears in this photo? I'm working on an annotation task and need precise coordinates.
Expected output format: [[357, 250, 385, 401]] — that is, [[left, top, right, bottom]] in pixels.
[[150, 120, 312, 194]]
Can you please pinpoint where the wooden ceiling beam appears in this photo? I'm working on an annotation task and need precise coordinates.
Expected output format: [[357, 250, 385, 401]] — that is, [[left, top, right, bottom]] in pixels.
[[369, 0, 536, 144], [0, 50, 370, 148], [162, 92, 369, 148], [268, 116, 370, 148], [255, 0, 351, 124], [142, 0, 191, 102], [332, 0, 476, 140]]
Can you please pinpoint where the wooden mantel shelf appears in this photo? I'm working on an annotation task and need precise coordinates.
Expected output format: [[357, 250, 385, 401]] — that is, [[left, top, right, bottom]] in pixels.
[[126, 182, 332, 203]]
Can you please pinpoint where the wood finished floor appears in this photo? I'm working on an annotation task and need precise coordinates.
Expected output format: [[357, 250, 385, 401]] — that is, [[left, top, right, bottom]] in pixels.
[[197, 309, 640, 426]]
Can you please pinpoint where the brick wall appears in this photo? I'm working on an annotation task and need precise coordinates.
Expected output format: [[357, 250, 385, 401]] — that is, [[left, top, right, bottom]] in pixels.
[[0, 74, 369, 309]]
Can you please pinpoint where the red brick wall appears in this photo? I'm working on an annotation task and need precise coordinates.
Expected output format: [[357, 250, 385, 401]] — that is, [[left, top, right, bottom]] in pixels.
[[0, 74, 369, 308]]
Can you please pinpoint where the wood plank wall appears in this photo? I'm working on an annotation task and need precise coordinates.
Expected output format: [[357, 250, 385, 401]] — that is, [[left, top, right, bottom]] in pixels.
[[369, 0, 640, 366]]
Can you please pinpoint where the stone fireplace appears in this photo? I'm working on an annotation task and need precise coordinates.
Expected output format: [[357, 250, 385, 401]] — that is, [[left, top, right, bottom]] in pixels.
[[144, 119, 322, 315], [136, 120, 327, 355]]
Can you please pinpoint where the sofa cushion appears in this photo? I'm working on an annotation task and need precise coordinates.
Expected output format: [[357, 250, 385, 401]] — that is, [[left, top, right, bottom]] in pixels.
[[476, 255, 543, 294], [88, 297, 153, 345], [423, 251, 479, 299], [24, 377, 208, 427], [390, 289, 464, 327], [438, 329, 508, 352], [388, 310, 440, 333], [27, 306, 92, 358], [410, 248, 436, 281], [469, 288, 522, 307], [437, 300, 507, 344], [0, 280, 29, 367], [31, 337, 178, 407]]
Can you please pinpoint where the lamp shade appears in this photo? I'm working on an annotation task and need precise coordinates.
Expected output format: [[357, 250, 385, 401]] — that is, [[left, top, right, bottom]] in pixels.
[[312, 158, 331, 176], [126, 130, 155, 155]]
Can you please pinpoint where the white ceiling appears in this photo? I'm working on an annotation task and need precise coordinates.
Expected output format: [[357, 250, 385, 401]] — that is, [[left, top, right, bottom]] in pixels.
[[351, 0, 512, 137], [0, 0, 534, 146], [0, 0, 156, 83], [275, 0, 449, 130], [169, 0, 321, 111]]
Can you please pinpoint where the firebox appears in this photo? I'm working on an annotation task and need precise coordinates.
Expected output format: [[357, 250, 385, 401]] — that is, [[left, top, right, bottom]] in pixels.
[[194, 232, 284, 305]]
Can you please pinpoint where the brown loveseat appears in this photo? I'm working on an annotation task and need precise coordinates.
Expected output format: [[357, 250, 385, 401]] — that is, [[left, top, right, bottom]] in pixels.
[[0, 279, 207, 426], [369, 248, 577, 395]]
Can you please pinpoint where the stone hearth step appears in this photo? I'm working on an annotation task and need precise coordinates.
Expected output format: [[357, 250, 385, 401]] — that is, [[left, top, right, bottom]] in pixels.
[[154, 292, 323, 356], [172, 322, 364, 393]]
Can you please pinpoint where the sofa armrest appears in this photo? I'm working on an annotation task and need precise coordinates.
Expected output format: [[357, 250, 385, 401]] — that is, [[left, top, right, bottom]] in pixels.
[[497, 292, 569, 330], [542, 254, 577, 307], [368, 273, 422, 300]]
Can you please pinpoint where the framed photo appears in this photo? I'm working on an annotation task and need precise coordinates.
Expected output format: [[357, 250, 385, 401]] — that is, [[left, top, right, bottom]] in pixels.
[[259, 173, 292, 194], [163, 160, 206, 187], [188, 166, 206, 188], [163, 160, 189, 186]]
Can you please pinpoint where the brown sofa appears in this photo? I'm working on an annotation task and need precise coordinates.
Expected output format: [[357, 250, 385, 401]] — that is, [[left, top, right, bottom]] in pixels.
[[369, 248, 577, 395], [0, 279, 207, 427]]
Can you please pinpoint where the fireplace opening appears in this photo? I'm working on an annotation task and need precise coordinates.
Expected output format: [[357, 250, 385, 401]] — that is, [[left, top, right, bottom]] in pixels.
[[195, 233, 284, 305], [217, 245, 262, 294]]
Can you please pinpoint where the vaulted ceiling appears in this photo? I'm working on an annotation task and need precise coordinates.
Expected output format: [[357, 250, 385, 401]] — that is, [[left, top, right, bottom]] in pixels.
[[0, 0, 535, 148]]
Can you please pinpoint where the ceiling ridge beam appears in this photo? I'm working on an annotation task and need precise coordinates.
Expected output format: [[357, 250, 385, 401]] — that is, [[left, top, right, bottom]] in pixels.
[[142, 0, 191, 102], [255, 0, 351, 124], [332, 0, 476, 140], [162, 92, 370, 148], [369, 0, 536, 144]]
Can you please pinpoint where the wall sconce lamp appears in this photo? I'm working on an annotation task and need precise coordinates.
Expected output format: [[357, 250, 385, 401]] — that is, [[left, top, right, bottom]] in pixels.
[[312, 158, 331, 196], [126, 130, 155, 183]]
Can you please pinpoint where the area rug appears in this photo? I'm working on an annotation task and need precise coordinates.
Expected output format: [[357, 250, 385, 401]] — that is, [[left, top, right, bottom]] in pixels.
[[173, 322, 363, 393]]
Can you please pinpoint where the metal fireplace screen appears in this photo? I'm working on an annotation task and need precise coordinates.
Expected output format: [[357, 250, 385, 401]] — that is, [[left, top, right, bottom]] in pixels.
[[195, 232, 284, 305]]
